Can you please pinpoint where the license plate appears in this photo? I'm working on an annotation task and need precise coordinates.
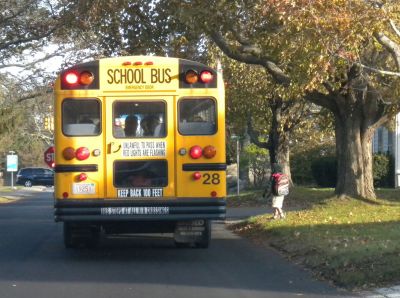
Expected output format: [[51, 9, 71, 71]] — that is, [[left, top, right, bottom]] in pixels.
[[72, 183, 95, 194]]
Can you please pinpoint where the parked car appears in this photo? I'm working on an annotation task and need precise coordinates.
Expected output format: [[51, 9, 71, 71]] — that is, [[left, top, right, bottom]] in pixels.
[[16, 167, 54, 187]]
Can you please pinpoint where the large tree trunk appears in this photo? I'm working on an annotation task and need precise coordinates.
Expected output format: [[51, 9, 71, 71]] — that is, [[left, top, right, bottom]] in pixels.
[[334, 106, 376, 199], [247, 97, 293, 180], [267, 98, 292, 180], [308, 68, 389, 199]]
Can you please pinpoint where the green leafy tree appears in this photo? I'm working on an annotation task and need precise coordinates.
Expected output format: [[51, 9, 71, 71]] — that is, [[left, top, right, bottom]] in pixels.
[[165, 0, 400, 199]]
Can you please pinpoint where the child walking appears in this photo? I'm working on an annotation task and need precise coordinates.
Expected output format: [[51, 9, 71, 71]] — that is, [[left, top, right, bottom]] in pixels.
[[263, 163, 288, 219]]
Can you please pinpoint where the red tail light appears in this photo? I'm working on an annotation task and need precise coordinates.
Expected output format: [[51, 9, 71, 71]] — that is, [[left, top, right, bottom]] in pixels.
[[65, 72, 79, 84], [211, 191, 217, 197], [203, 145, 216, 158], [75, 147, 90, 160], [77, 173, 87, 181], [200, 70, 213, 84], [189, 146, 202, 159], [193, 172, 202, 180]]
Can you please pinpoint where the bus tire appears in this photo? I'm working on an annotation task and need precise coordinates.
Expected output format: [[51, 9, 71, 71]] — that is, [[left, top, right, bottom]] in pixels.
[[84, 226, 101, 248], [63, 223, 76, 248], [195, 220, 211, 249]]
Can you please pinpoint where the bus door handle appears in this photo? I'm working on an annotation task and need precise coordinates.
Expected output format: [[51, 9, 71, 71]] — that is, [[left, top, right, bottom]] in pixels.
[[108, 142, 121, 154]]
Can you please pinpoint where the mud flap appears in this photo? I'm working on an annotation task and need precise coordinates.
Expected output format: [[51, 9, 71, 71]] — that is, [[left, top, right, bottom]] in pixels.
[[174, 219, 211, 248]]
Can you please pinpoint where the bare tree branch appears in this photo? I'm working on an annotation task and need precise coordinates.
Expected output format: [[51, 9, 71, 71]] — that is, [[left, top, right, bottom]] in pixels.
[[209, 30, 291, 86], [374, 32, 400, 71], [389, 19, 400, 38], [360, 63, 400, 77]]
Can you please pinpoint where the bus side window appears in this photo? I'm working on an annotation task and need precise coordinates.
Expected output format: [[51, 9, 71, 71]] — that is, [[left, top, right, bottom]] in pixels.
[[62, 98, 101, 136], [179, 98, 216, 135]]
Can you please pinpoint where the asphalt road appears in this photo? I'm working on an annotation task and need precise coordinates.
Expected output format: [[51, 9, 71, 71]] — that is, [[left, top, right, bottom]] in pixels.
[[0, 189, 354, 298]]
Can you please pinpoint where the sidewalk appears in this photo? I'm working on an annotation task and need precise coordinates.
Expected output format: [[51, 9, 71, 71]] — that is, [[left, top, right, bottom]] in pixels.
[[225, 206, 400, 298]]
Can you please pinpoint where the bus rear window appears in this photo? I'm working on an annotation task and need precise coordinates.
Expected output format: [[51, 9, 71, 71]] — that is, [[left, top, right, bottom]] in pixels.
[[113, 101, 166, 138], [62, 99, 101, 136], [114, 160, 168, 188], [179, 98, 216, 135]]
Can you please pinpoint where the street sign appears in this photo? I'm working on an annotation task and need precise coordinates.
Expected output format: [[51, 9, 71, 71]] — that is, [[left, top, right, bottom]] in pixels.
[[44, 146, 55, 168], [7, 154, 18, 172]]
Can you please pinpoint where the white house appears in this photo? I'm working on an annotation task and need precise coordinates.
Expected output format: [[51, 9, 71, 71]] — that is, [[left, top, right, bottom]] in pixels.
[[373, 113, 400, 187]]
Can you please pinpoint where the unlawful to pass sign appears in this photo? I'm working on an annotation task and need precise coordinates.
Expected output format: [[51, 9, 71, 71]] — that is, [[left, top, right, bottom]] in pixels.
[[122, 141, 166, 157], [7, 155, 18, 172]]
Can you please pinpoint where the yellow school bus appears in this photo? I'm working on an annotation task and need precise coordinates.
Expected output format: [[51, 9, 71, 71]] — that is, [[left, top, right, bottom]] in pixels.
[[53, 56, 226, 248]]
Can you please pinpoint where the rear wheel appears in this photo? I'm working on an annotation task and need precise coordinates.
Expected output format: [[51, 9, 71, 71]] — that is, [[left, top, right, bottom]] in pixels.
[[194, 220, 211, 249], [63, 223, 100, 249], [24, 180, 32, 187]]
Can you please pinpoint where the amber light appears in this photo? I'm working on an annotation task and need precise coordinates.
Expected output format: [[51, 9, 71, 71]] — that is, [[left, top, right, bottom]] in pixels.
[[77, 173, 87, 182], [185, 70, 198, 84], [189, 145, 202, 159], [65, 72, 79, 84], [63, 147, 75, 160], [80, 71, 94, 85], [200, 70, 213, 84], [75, 147, 90, 160], [193, 172, 202, 180], [203, 145, 216, 159]]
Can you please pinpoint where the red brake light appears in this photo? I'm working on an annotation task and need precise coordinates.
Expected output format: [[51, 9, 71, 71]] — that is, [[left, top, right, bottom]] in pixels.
[[203, 145, 216, 158], [75, 147, 90, 160], [65, 72, 79, 84], [189, 146, 203, 159], [200, 70, 213, 83], [193, 172, 202, 180], [77, 173, 87, 181]]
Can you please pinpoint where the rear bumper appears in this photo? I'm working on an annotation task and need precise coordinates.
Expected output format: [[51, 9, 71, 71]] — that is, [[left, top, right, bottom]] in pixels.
[[54, 198, 226, 222]]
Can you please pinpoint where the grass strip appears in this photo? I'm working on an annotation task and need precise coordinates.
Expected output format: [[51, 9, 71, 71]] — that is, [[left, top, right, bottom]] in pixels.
[[0, 197, 17, 204], [230, 187, 400, 290]]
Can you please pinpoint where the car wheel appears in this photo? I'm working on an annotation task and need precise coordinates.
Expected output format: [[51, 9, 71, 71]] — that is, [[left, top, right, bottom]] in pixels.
[[24, 180, 32, 187]]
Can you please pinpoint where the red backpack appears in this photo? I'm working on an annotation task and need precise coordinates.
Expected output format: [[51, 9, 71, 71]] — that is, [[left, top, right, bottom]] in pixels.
[[272, 173, 289, 196]]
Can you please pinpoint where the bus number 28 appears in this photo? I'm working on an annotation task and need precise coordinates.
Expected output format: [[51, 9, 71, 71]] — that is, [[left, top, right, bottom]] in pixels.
[[202, 173, 220, 185]]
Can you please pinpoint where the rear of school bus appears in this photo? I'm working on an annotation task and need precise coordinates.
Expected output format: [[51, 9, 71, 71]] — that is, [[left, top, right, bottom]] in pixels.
[[53, 56, 226, 248]]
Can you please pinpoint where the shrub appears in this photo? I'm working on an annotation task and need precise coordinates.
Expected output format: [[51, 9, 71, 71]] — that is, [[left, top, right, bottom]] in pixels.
[[373, 153, 395, 188], [241, 144, 269, 188], [311, 156, 337, 187], [291, 145, 336, 185]]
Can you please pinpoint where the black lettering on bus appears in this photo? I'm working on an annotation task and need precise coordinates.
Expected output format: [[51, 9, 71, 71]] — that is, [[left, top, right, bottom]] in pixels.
[[107, 69, 114, 84], [120, 68, 127, 83], [114, 69, 121, 84], [151, 69, 158, 83], [126, 69, 134, 83], [165, 68, 171, 83], [133, 69, 146, 84], [151, 68, 172, 84]]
